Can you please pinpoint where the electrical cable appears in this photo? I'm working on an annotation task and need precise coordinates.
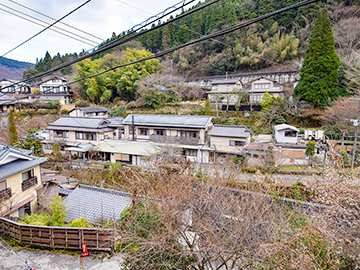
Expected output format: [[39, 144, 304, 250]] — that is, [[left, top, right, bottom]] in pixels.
[[0, 7, 97, 47], [8, 0, 104, 42], [0, 3, 99, 46], [0, 0, 221, 90], [0, 0, 92, 59]]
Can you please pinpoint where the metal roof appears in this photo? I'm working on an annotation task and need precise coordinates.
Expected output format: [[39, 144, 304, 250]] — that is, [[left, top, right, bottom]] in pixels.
[[97, 140, 159, 156], [273, 124, 299, 132], [48, 117, 111, 129], [123, 114, 213, 129], [208, 125, 251, 138], [108, 117, 124, 128], [69, 107, 109, 113], [64, 143, 95, 153], [64, 184, 133, 224], [211, 78, 241, 85]]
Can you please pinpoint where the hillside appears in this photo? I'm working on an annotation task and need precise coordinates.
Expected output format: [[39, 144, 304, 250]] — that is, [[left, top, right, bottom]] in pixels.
[[0, 57, 34, 80]]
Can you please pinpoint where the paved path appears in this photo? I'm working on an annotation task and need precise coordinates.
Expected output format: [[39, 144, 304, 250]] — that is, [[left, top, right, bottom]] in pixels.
[[0, 240, 123, 270], [234, 172, 319, 184]]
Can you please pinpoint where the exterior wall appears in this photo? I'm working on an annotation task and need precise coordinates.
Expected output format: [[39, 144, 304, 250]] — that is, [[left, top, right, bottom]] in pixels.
[[186, 150, 210, 163], [275, 130, 298, 144], [39, 78, 69, 93], [1, 165, 42, 217], [210, 136, 250, 154], [0, 80, 30, 93]]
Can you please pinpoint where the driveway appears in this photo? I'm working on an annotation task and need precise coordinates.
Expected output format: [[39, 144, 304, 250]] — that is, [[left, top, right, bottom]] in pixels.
[[0, 239, 123, 270]]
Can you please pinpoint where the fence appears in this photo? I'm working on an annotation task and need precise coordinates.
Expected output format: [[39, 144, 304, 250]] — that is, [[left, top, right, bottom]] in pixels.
[[0, 218, 114, 251]]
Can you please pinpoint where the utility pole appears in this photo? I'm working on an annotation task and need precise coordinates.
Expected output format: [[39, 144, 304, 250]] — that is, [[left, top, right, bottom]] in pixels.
[[350, 99, 360, 169], [341, 129, 345, 151]]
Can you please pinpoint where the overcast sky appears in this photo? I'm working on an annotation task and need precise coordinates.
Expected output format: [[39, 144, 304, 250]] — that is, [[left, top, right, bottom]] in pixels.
[[0, 0, 201, 64]]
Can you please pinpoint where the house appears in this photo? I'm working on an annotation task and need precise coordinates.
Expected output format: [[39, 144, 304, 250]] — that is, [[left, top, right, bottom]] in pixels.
[[208, 125, 251, 156], [123, 114, 213, 144], [273, 124, 299, 144], [248, 77, 284, 103], [42, 116, 123, 154], [0, 94, 16, 113], [0, 143, 47, 218], [207, 78, 244, 109], [64, 184, 133, 224], [68, 107, 109, 118], [0, 79, 31, 94], [122, 114, 214, 163], [38, 76, 72, 105]]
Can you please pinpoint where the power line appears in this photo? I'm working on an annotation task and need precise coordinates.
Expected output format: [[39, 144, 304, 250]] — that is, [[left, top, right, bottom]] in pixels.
[[0, 7, 97, 47], [0, 3, 99, 45], [8, 0, 104, 42], [0, 0, 219, 91], [4, 0, 321, 104], [0, 0, 92, 59]]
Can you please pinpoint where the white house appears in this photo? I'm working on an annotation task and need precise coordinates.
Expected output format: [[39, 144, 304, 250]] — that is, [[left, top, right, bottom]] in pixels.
[[68, 107, 109, 118], [273, 124, 299, 144], [248, 77, 284, 103], [0, 79, 31, 94]]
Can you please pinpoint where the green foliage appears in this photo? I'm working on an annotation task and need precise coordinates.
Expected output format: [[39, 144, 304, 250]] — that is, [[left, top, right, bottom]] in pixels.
[[305, 141, 316, 158], [231, 156, 244, 165], [76, 49, 162, 103], [67, 217, 94, 228], [20, 213, 52, 226], [23, 130, 43, 156], [204, 98, 212, 116], [51, 143, 61, 160], [50, 196, 66, 226], [8, 110, 18, 146], [294, 8, 340, 105], [339, 150, 350, 166], [47, 100, 61, 109], [109, 105, 127, 117]]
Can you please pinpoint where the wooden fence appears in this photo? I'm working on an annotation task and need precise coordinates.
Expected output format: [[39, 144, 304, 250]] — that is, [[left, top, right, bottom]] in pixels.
[[0, 218, 114, 251]]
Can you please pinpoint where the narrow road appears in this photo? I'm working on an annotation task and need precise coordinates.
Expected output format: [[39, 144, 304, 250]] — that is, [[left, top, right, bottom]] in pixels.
[[0, 239, 123, 270]]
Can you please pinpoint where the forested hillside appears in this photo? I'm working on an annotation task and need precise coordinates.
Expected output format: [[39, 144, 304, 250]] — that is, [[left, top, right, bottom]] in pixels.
[[0, 57, 34, 80]]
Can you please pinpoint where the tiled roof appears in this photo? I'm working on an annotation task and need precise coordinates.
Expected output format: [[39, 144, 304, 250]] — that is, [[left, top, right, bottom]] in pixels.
[[48, 117, 111, 129], [64, 184, 133, 224], [123, 114, 213, 129], [0, 157, 47, 180], [208, 125, 251, 138], [76, 107, 109, 113], [108, 117, 124, 127], [244, 142, 281, 152]]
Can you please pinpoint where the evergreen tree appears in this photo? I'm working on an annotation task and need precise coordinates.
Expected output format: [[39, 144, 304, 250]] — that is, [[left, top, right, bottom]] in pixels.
[[293, 8, 340, 105], [43, 51, 52, 71], [8, 110, 17, 146], [177, 25, 189, 44], [224, 2, 237, 26], [191, 13, 204, 39], [205, 98, 212, 116], [257, 0, 275, 29]]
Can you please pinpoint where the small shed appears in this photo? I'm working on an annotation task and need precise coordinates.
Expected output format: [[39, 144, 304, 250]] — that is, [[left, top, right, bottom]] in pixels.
[[273, 124, 299, 144]]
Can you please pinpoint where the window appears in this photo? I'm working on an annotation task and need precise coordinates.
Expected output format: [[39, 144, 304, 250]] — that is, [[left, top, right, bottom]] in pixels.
[[229, 140, 246, 146], [138, 128, 149, 136], [22, 170, 34, 181], [76, 132, 83, 139], [250, 95, 263, 102], [178, 131, 198, 138], [254, 83, 270, 89], [0, 180, 6, 191], [154, 129, 166, 136], [44, 144, 53, 150], [285, 130, 297, 137], [185, 149, 197, 156]]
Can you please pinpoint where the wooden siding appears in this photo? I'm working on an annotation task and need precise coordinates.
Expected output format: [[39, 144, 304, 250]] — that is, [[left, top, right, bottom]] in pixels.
[[0, 217, 114, 251]]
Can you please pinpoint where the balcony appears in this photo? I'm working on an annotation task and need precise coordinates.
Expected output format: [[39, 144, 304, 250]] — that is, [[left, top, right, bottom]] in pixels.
[[150, 135, 199, 145], [0, 188, 11, 200], [22, 176, 38, 191]]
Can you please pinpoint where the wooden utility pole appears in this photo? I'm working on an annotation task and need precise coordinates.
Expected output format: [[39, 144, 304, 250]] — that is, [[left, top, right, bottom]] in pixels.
[[350, 99, 360, 169], [341, 129, 345, 151]]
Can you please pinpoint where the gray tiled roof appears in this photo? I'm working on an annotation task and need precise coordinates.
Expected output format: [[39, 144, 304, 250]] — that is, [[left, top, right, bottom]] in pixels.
[[58, 188, 73, 196], [65, 185, 133, 224], [48, 117, 111, 129], [108, 117, 124, 128], [0, 157, 47, 180], [123, 114, 213, 129], [208, 125, 251, 138], [77, 107, 109, 113]]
